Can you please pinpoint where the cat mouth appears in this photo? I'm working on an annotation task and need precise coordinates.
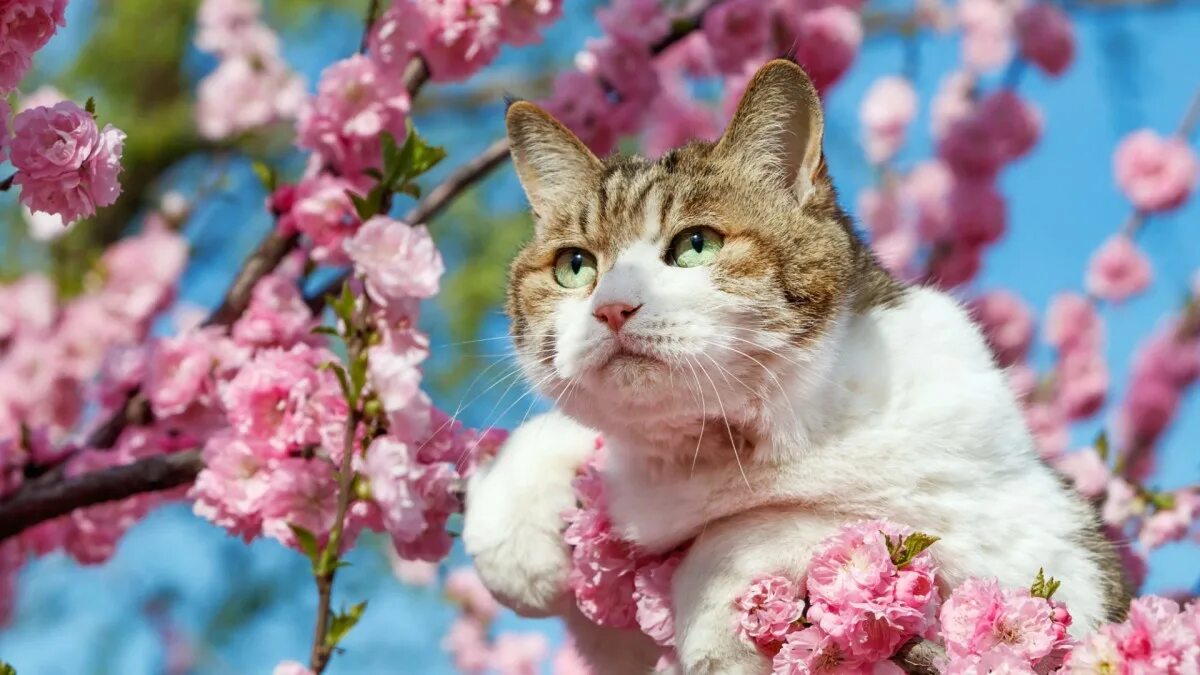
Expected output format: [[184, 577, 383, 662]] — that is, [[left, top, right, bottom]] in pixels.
[[602, 342, 662, 368]]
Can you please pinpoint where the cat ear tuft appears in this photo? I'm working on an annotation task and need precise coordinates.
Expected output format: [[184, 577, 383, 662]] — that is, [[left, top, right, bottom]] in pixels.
[[716, 59, 826, 203], [505, 101, 602, 223]]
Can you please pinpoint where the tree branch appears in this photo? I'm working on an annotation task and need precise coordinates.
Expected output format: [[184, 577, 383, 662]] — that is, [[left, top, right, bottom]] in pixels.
[[0, 451, 203, 540]]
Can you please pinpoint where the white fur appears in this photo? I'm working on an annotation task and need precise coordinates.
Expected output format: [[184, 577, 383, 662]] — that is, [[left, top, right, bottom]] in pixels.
[[465, 229, 1111, 673]]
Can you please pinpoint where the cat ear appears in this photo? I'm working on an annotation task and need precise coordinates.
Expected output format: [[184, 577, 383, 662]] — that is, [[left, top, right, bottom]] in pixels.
[[715, 59, 826, 203], [506, 100, 602, 223]]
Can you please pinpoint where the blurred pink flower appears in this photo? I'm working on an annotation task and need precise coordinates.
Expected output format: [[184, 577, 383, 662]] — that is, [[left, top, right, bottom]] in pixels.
[[946, 177, 1006, 247], [272, 661, 313, 675], [1045, 293, 1102, 356], [232, 272, 316, 349], [1114, 130, 1199, 213], [551, 639, 594, 675], [1053, 447, 1110, 498], [344, 217, 444, 305], [642, 84, 718, 158], [597, 0, 669, 46], [368, 0, 427, 69], [1015, 4, 1074, 77], [1139, 490, 1199, 549], [417, 0, 504, 82], [446, 567, 502, 622], [969, 291, 1034, 367], [0, 0, 67, 92], [191, 432, 271, 540], [1101, 478, 1138, 526], [543, 69, 618, 155], [498, 0, 562, 47], [958, 0, 1013, 72], [1057, 349, 1109, 420], [702, 0, 770, 74], [0, 99, 9, 162], [791, 6, 862, 93], [489, 632, 549, 675], [443, 616, 491, 673], [861, 75, 918, 164], [1086, 234, 1153, 302], [196, 55, 305, 140]]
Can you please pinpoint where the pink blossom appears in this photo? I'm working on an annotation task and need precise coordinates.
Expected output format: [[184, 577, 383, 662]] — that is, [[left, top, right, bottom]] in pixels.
[[1015, 4, 1074, 77], [446, 567, 502, 622], [597, 0, 669, 46], [1053, 447, 1110, 498], [232, 273, 315, 348], [489, 632, 549, 675], [577, 37, 658, 135], [368, 327, 429, 414], [931, 71, 975, 141], [642, 85, 719, 159], [417, 0, 504, 82], [938, 111, 1006, 180], [260, 457, 339, 547], [791, 7, 862, 93], [191, 432, 271, 540], [771, 626, 854, 674], [861, 76, 918, 164], [942, 646, 1038, 674], [195, 0, 278, 57], [977, 90, 1041, 163], [1086, 234, 1153, 302], [906, 160, 953, 242], [1006, 364, 1037, 401], [1118, 375, 1180, 450], [368, 0, 427, 69], [969, 291, 1033, 367], [196, 55, 305, 140], [1100, 596, 1200, 670], [498, 0, 562, 47], [1132, 327, 1200, 389], [1100, 478, 1138, 526], [542, 70, 617, 155], [360, 436, 425, 544], [1056, 349, 1108, 420], [1139, 490, 1199, 549], [928, 241, 984, 289], [702, 0, 770, 74], [1113, 130, 1199, 213], [443, 616, 491, 673], [1025, 402, 1068, 459], [958, 0, 1013, 73], [939, 578, 1061, 663], [0, 98, 9, 162], [344, 217, 444, 305], [272, 661, 313, 675], [10, 101, 126, 223], [1044, 293, 1102, 356], [634, 553, 681, 647], [946, 177, 1006, 247], [296, 55, 410, 178], [0, 0, 67, 92], [221, 344, 347, 457], [1062, 628, 1125, 673], [551, 639, 594, 675], [278, 174, 363, 265], [144, 330, 218, 418]]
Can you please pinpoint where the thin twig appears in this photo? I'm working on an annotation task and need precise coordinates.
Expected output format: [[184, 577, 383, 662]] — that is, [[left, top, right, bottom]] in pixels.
[[0, 172, 14, 191], [358, 0, 380, 54]]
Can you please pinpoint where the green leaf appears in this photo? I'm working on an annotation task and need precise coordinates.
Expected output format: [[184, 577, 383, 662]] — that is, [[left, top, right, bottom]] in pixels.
[[329, 362, 356, 408], [349, 352, 368, 399], [1094, 431, 1110, 463], [1030, 568, 1062, 600], [324, 601, 368, 649], [361, 167, 385, 181], [348, 190, 377, 221], [0, 661, 16, 675], [397, 182, 421, 199], [311, 325, 340, 337], [395, 121, 446, 183], [884, 531, 940, 568], [252, 160, 277, 192], [84, 96, 96, 117], [329, 282, 357, 326], [289, 525, 321, 569]]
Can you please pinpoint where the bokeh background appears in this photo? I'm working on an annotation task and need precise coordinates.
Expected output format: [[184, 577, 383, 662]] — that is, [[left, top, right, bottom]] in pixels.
[[1, 0, 1199, 672]]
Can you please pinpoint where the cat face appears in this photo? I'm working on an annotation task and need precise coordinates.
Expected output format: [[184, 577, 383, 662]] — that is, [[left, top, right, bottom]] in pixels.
[[504, 60, 893, 441]]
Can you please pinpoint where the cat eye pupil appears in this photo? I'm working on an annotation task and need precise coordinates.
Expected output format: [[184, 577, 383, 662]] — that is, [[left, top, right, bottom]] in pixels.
[[690, 233, 704, 253], [571, 253, 583, 274]]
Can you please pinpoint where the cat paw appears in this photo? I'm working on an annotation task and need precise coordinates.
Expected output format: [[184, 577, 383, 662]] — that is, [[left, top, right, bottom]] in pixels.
[[463, 411, 598, 617]]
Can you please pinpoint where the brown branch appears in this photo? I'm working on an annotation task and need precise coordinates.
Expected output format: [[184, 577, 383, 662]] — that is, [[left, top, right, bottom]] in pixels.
[[0, 451, 203, 540], [892, 637, 944, 674], [204, 231, 300, 327]]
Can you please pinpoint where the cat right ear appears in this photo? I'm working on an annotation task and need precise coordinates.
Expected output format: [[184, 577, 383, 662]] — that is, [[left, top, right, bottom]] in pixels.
[[506, 101, 602, 226]]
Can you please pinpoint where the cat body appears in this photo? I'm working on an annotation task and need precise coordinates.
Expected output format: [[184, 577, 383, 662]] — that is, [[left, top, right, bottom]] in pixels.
[[463, 60, 1128, 674]]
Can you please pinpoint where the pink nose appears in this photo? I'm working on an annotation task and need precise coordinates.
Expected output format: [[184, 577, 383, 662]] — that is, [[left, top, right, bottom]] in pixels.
[[593, 303, 641, 332]]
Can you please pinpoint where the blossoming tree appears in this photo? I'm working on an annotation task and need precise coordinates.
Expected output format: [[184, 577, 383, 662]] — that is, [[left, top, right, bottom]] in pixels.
[[0, 0, 1198, 673]]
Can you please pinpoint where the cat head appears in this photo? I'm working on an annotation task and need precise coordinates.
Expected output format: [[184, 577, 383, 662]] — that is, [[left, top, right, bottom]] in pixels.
[[504, 59, 896, 449]]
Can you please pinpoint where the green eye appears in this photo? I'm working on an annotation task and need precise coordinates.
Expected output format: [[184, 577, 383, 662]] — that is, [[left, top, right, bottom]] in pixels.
[[553, 248, 598, 289], [669, 227, 724, 268]]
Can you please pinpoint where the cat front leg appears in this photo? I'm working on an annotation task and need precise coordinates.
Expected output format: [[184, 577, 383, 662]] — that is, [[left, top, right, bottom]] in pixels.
[[562, 603, 663, 675], [673, 505, 842, 675], [463, 410, 598, 617]]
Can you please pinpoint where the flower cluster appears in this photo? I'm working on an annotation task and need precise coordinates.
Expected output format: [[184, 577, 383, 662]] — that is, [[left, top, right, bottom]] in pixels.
[[938, 577, 1071, 672], [1063, 596, 1200, 672], [561, 440, 684, 655], [735, 520, 940, 673], [193, 0, 305, 140], [0, 0, 66, 92]]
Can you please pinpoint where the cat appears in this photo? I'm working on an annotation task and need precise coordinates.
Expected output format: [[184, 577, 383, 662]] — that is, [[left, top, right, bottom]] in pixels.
[[463, 59, 1130, 674]]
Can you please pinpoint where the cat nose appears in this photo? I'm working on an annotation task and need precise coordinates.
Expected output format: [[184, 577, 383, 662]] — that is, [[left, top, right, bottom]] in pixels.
[[593, 303, 641, 332]]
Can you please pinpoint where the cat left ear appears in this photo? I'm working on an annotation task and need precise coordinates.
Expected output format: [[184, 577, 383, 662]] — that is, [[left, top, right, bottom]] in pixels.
[[506, 101, 602, 226], [715, 59, 826, 204]]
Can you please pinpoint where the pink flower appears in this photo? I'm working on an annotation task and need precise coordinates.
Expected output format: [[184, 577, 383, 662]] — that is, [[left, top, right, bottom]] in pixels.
[[1139, 490, 1199, 549], [551, 639, 594, 675], [928, 240, 984, 289], [1117, 375, 1180, 450], [0, 0, 67, 92], [272, 661, 313, 675], [489, 632, 549, 675], [417, 0, 503, 82], [191, 432, 271, 540], [907, 160, 953, 242], [943, 646, 1038, 674], [976, 90, 1041, 163], [221, 344, 347, 457], [446, 567, 502, 622], [296, 55, 410, 178], [1044, 293, 1102, 356], [1114, 130, 1199, 213], [939, 578, 1061, 663], [360, 436, 425, 544], [1132, 327, 1200, 389], [597, 0, 669, 46], [0, 98, 10, 162], [196, 55, 305, 140], [946, 177, 1006, 247], [958, 0, 1013, 73], [702, 0, 770, 75], [634, 553, 681, 647], [498, 0, 562, 47], [790, 7, 862, 93], [735, 576, 806, 647], [144, 330, 218, 418], [344, 217, 444, 305], [1102, 596, 1200, 670], [1025, 401, 1068, 459], [232, 273, 315, 348], [939, 91, 1039, 179], [860, 76, 918, 164], [931, 71, 975, 141], [542, 70, 617, 155], [10, 101, 126, 223], [1062, 628, 1124, 672], [368, 328, 429, 414], [1101, 478, 1138, 526], [260, 457, 339, 547], [1015, 4, 1074, 77], [969, 291, 1033, 367], [577, 37, 659, 135], [771, 626, 854, 674], [279, 174, 364, 265], [195, 0, 278, 57], [641, 84, 718, 159], [367, 0, 427, 69], [1053, 447, 1110, 498], [1056, 349, 1109, 420], [1086, 234, 1153, 302], [443, 616, 491, 673]]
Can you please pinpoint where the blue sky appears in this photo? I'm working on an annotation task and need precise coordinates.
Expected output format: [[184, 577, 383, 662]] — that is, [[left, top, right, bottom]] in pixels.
[[1, 2, 1199, 674]]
